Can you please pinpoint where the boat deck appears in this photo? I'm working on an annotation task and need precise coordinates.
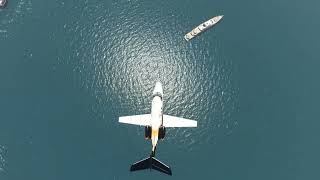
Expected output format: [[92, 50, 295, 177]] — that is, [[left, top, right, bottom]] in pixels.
[[184, 15, 223, 41]]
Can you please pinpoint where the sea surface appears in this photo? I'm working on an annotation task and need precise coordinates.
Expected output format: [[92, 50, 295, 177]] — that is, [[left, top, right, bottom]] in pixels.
[[1, 0, 320, 179]]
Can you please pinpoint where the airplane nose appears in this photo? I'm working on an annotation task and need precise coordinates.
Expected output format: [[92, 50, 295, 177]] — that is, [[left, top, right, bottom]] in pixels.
[[153, 82, 163, 96]]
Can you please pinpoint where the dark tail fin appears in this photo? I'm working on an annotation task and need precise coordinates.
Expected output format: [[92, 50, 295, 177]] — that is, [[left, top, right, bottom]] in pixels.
[[130, 156, 172, 176]]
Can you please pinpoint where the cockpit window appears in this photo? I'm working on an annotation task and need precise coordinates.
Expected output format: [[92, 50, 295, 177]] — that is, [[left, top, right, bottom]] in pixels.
[[152, 92, 163, 99]]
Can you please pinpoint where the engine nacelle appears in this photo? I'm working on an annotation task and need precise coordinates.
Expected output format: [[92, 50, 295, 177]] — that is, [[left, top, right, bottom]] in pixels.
[[158, 126, 166, 140], [145, 126, 151, 139]]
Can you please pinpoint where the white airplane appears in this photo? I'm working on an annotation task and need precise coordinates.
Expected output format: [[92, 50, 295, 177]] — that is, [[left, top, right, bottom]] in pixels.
[[119, 82, 197, 175]]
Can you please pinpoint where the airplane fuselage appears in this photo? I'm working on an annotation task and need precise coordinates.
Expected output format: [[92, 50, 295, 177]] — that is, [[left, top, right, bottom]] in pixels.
[[150, 82, 164, 152]]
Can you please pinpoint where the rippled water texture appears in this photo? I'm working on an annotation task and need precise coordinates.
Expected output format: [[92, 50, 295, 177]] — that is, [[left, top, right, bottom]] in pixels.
[[0, 0, 32, 38], [61, 0, 238, 148], [0, 145, 7, 173]]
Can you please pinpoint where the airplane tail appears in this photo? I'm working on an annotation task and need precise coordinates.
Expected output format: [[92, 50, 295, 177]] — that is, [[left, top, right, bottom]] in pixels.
[[130, 155, 172, 175]]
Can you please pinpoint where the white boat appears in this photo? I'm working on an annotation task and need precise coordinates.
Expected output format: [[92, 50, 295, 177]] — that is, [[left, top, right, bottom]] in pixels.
[[0, 0, 7, 8], [184, 15, 223, 41]]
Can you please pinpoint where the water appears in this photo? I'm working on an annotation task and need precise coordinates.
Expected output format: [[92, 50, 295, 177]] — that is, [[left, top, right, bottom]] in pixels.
[[1, 0, 319, 179]]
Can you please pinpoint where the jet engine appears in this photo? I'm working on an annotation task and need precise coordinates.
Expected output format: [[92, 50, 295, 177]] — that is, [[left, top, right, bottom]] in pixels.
[[158, 126, 166, 139], [144, 126, 151, 139]]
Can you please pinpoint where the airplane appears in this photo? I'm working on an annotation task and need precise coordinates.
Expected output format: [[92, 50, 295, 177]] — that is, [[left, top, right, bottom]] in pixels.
[[119, 82, 197, 175]]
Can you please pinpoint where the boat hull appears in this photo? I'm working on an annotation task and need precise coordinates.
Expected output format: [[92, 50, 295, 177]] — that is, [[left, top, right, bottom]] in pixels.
[[184, 15, 223, 41]]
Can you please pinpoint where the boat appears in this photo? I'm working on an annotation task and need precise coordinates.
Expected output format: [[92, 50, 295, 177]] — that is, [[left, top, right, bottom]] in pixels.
[[0, 0, 7, 8], [184, 15, 223, 41]]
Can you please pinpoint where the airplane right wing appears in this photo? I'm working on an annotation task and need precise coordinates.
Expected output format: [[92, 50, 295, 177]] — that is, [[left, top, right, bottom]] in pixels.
[[119, 114, 151, 126], [163, 115, 197, 127]]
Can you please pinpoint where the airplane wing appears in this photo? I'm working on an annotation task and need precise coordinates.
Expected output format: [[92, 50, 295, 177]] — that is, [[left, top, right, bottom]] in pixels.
[[163, 115, 197, 127], [119, 114, 151, 126]]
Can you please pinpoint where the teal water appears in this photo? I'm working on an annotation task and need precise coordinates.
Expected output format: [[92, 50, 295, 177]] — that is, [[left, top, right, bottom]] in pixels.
[[1, 0, 320, 179]]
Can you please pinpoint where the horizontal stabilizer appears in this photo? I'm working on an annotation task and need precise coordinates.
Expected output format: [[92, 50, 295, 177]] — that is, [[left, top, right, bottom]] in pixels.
[[130, 157, 172, 176]]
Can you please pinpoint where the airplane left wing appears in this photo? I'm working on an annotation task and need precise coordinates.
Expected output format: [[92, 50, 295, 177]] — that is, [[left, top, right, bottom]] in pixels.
[[163, 115, 197, 127], [119, 114, 151, 126]]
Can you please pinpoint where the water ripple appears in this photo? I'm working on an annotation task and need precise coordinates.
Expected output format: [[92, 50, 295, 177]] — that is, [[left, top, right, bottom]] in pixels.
[[0, 0, 32, 38], [0, 145, 7, 174]]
